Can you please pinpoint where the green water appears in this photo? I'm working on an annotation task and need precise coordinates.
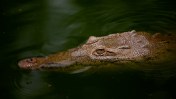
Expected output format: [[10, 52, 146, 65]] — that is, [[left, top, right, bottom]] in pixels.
[[1, 0, 176, 99]]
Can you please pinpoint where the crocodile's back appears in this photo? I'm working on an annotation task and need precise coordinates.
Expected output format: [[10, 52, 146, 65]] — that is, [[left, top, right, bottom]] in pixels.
[[148, 33, 176, 63]]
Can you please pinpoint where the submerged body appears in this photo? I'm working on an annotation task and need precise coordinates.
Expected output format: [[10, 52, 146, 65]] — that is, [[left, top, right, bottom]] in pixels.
[[18, 30, 176, 73]]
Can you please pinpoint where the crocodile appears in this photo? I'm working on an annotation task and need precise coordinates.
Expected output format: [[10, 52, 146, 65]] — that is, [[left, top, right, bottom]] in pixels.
[[18, 30, 176, 73]]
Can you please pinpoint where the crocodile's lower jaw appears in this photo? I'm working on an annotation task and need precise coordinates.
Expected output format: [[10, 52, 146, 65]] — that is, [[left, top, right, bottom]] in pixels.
[[38, 60, 75, 69]]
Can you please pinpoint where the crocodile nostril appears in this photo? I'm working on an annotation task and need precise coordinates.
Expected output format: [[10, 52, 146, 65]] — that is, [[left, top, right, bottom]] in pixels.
[[26, 58, 37, 63]]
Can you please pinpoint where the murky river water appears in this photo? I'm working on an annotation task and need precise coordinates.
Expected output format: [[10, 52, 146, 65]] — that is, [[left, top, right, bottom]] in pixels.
[[1, 0, 176, 99]]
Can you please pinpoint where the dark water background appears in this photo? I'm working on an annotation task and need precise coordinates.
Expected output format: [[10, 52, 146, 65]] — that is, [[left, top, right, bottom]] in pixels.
[[1, 0, 176, 99]]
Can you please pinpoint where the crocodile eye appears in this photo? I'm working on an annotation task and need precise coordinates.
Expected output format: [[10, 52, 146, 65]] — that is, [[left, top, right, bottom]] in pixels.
[[93, 49, 106, 56], [96, 49, 105, 54], [93, 49, 117, 56]]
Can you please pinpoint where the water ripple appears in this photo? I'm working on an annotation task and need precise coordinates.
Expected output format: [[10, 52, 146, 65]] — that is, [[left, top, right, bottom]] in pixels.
[[11, 71, 53, 98]]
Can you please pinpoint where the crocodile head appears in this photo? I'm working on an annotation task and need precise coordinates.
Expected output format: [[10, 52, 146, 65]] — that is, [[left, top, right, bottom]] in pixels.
[[71, 30, 152, 62], [19, 30, 170, 72]]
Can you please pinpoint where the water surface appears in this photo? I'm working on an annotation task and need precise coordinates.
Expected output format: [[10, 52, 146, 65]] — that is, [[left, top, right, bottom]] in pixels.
[[1, 0, 176, 99]]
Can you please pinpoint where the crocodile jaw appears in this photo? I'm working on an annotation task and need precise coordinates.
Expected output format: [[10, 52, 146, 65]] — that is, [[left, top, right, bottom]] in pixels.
[[18, 51, 76, 70]]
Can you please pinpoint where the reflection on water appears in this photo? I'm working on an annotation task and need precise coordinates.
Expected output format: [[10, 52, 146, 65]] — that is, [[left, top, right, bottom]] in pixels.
[[12, 71, 53, 98], [1, 0, 176, 99]]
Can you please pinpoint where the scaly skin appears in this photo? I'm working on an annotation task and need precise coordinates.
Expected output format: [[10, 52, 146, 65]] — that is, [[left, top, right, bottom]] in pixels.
[[18, 30, 176, 73]]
